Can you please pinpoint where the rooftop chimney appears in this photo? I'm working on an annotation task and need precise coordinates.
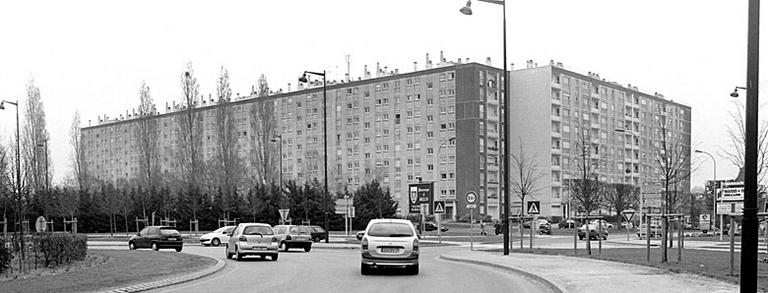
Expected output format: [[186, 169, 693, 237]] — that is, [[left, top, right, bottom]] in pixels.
[[426, 53, 432, 69], [440, 50, 445, 62], [414, 61, 418, 71], [485, 57, 492, 66]]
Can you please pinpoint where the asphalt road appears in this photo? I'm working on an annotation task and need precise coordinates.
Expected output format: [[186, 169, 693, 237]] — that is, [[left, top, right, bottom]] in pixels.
[[142, 245, 553, 293]]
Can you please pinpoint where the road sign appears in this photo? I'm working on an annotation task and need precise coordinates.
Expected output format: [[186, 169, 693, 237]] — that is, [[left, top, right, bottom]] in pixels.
[[717, 202, 743, 215], [278, 209, 290, 221], [466, 191, 478, 204], [409, 183, 434, 213], [35, 216, 46, 233], [349, 206, 356, 218], [434, 201, 446, 214], [527, 201, 540, 215], [699, 214, 711, 231], [622, 210, 635, 222], [466, 204, 477, 209]]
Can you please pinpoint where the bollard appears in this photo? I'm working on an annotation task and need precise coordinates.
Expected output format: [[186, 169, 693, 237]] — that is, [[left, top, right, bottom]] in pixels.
[[661, 216, 667, 263], [573, 218, 578, 255], [646, 214, 651, 263], [678, 216, 683, 262], [598, 219, 602, 255], [529, 218, 534, 249], [729, 215, 735, 276]]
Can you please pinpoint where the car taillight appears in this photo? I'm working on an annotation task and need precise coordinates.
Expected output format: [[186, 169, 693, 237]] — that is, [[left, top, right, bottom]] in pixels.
[[271, 237, 278, 242], [239, 236, 247, 242], [413, 239, 419, 251], [361, 238, 368, 250]]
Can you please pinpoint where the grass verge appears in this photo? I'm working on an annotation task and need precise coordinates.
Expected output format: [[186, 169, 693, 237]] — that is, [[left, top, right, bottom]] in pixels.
[[0, 250, 215, 293], [489, 247, 768, 291]]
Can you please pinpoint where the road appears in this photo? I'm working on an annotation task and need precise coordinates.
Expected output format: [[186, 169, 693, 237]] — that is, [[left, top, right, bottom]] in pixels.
[[140, 245, 554, 293]]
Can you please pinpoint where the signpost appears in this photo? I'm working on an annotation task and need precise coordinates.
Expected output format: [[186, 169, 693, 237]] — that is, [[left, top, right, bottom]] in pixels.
[[434, 201, 445, 244], [527, 201, 540, 215], [279, 209, 290, 225], [466, 192, 477, 251], [622, 210, 635, 241], [699, 214, 711, 231]]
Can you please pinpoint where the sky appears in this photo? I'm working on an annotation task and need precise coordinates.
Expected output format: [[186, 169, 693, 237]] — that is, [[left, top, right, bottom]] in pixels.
[[0, 0, 761, 190]]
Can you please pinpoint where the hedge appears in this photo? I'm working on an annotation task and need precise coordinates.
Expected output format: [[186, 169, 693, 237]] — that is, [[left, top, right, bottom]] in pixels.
[[0, 237, 11, 273], [37, 233, 88, 267]]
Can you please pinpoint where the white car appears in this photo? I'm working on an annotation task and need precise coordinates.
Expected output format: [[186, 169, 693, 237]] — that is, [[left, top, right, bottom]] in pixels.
[[199, 226, 235, 247], [225, 223, 279, 261], [357, 219, 419, 275], [590, 220, 614, 229]]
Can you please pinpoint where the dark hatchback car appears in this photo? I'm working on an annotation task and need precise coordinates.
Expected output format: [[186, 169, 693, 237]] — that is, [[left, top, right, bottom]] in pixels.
[[309, 225, 327, 242], [129, 226, 183, 252], [420, 222, 448, 232]]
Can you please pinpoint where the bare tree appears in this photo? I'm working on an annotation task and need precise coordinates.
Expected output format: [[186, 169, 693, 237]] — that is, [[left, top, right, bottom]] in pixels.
[[567, 128, 605, 255], [720, 100, 768, 193], [211, 67, 242, 219], [509, 138, 544, 216], [0, 139, 12, 220], [250, 74, 276, 185], [135, 82, 160, 200], [175, 63, 203, 193], [22, 79, 49, 194], [69, 111, 88, 190], [603, 183, 639, 225]]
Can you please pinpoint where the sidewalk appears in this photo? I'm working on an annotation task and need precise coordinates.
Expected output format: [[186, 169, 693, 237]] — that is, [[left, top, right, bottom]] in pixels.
[[440, 250, 738, 293]]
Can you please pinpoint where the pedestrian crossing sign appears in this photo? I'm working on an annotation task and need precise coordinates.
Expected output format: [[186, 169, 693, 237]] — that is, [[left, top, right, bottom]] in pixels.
[[527, 201, 541, 215], [434, 201, 446, 214]]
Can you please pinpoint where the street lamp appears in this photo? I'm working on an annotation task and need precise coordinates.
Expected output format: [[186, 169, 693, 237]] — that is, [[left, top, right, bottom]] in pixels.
[[460, 0, 511, 256], [271, 134, 283, 189], [694, 150, 719, 240], [0, 100, 23, 270], [298, 70, 329, 243], [730, 86, 747, 98]]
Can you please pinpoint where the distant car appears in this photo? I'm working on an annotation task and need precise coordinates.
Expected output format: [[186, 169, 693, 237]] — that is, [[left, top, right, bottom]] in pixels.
[[200, 226, 235, 247], [637, 223, 663, 239], [559, 219, 576, 229], [578, 224, 608, 240], [225, 223, 279, 261], [590, 220, 614, 229], [129, 226, 183, 252], [420, 222, 449, 232], [621, 221, 635, 229], [273, 225, 313, 252], [538, 221, 552, 235], [358, 219, 419, 275], [309, 225, 327, 242]]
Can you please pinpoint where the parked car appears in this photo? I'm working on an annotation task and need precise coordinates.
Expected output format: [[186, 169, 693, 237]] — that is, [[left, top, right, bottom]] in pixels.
[[558, 219, 576, 229], [621, 221, 635, 229], [129, 226, 183, 252], [590, 220, 614, 229], [578, 224, 608, 240], [225, 223, 279, 261], [420, 222, 449, 232], [273, 225, 313, 252], [199, 226, 235, 247], [538, 220, 552, 235], [309, 225, 327, 242], [637, 223, 663, 239], [357, 219, 419, 275]]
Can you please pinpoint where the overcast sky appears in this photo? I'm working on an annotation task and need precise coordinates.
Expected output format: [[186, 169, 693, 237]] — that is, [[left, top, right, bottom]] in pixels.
[[0, 0, 762, 190]]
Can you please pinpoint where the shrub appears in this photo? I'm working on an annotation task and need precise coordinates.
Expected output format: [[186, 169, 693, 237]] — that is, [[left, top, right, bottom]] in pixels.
[[38, 233, 87, 267], [0, 238, 11, 273]]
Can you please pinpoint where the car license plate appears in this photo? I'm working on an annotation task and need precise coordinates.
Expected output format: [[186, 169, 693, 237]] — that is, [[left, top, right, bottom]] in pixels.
[[381, 247, 399, 253], [252, 247, 265, 250], [168, 238, 176, 241]]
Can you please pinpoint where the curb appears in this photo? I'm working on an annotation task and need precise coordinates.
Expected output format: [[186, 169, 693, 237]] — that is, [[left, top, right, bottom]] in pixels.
[[439, 254, 563, 293], [97, 255, 226, 293]]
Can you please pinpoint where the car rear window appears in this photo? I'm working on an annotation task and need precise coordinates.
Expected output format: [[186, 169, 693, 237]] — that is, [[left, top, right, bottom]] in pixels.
[[290, 226, 311, 234], [244, 226, 274, 235], [312, 226, 325, 233], [367, 223, 414, 237], [160, 228, 180, 235]]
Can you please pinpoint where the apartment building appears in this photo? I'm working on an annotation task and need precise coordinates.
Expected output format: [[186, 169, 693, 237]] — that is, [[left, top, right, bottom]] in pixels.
[[510, 60, 691, 219], [81, 60, 506, 220]]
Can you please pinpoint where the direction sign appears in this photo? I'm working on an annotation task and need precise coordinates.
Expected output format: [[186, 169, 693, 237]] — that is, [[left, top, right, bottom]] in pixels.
[[717, 202, 743, 215], [466, 191, 478, 204], [527, 201, 540, 215], [278, 209, 290, 221], [466, 204, 477, 209], [434, 201, 446, 214]]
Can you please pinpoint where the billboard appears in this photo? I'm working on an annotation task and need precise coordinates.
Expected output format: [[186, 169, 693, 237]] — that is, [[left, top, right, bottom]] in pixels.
[[408, 182, 434, 214]]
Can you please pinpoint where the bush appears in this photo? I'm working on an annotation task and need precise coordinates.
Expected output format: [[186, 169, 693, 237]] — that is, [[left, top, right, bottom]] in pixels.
[[37, 233, 87, 267], [0, 238, 11, 273]]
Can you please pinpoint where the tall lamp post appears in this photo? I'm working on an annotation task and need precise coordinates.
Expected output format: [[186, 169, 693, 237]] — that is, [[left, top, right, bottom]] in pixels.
[[298, 70, 329, 243], [694, 150, 718, 239], [271, 134, 283, 189], [0, 100, 23, 269], [460, 0, 511, 256]]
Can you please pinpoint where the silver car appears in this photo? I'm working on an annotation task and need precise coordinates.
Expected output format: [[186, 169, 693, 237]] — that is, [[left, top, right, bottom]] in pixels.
[[357, 219, 419, 275], [225, 223, 279, 261]]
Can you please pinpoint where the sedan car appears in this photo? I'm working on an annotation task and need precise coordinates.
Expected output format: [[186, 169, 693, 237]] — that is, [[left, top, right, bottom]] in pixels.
[[129, 226, 183, 252], [578, 224, 608, 240], [309, 225, 327, 242], [420, 222, 449, 232], [225, 223, 279, 261], [590, 220, 614, 229], [637, 223, 663, 239], [357, 219, 419, 275], [273, 225, 313, 252], [199, 226, 235, 247]]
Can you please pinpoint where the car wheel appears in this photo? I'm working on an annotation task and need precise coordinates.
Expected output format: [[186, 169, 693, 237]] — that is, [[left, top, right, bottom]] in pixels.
[[280, 242, 288, 252], [602, 235, 608, 240], [409, 265, 419, 275], [211, 238, 220, 247], [578, 236, 584, 240], [235, 246, 243, 261], [304, 245, 311, 252], [361, 263, 371, 275], [152, 242, 159, 251], [260, 255, 266, 260], [313, 236, 321, 242], [128, 241, 135, 250], [271, 254, 278, 261], [175, 246, 182, 252]]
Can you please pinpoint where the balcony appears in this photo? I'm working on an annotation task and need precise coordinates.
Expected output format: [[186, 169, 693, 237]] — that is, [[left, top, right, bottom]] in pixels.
[[590, 122, 600, 129], [487, 130, 499, 138], [552, 132, 561, 138], [488, 97, 499, 105], [551, 98, 562, 106], [551, 164, 561, 171], [551, 148, 562, 155], [590, 108, 600, 115], [551, 115, 561, 122], [551, 81, 561, 89]]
